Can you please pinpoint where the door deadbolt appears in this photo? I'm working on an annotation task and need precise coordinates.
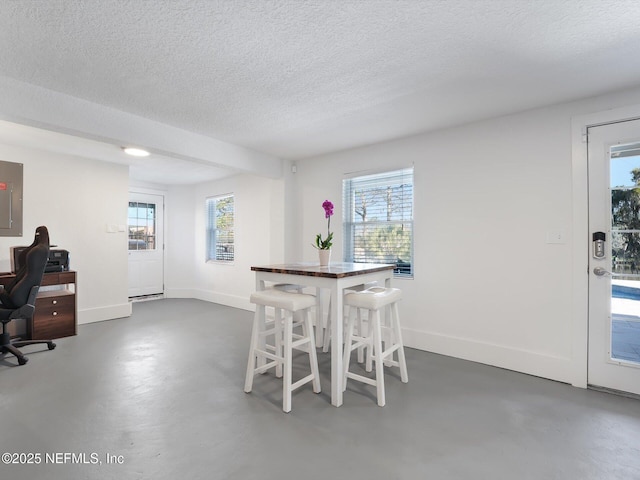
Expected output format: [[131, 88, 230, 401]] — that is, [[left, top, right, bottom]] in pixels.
[[593, 232, 606, 259]]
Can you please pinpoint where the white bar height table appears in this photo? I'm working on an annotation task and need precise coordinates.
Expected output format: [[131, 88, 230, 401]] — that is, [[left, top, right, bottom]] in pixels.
[[251, 262, 394, 407]]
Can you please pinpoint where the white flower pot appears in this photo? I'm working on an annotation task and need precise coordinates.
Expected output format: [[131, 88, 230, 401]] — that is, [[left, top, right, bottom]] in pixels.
[[318, 249, 331, 267]]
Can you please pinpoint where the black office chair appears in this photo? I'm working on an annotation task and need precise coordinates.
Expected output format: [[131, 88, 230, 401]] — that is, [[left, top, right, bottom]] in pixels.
[[0, 226, 56, 365]]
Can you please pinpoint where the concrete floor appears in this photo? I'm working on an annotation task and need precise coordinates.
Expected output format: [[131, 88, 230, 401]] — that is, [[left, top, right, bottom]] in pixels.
[[1, 298, 640, 480]]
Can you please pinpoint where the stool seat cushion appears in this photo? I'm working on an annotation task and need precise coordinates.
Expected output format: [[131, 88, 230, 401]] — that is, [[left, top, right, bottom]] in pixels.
[[250, 289, 316, 311], [344, 286, 402, 310]]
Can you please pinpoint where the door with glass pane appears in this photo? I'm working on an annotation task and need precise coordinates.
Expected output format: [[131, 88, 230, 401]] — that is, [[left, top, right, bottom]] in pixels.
[[128, 192, 164, 297], [587, 119, 640, 395]]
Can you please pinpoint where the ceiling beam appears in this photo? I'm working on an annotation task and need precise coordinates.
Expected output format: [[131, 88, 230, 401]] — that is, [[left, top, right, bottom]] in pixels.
[[0, 75, 283, 179]]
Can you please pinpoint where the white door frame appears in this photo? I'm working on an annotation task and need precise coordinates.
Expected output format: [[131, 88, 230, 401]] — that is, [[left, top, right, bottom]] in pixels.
[[586, 119, 640, 395], [128, 187, 167, 297], [571, 103, 640, 388]]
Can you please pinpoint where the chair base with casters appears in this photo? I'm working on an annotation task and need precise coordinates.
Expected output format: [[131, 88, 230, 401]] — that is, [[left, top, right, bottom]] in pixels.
[[342, 286, 408, 406], [0, 285, 56, 366], [244, 288, 321, 413]]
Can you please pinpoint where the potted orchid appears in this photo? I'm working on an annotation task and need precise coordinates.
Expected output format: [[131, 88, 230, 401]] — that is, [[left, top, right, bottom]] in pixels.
[[314, 200, 334, 266], [315, 200, 334, 250]]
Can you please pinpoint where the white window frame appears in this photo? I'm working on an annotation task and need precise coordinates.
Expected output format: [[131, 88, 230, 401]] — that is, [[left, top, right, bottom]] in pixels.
[[206, 193, 235, 263], [343, 167, 414, 278]]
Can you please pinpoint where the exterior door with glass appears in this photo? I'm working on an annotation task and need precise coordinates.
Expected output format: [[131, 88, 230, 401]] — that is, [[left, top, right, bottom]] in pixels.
[[587, 118, 640, 395], [128, 192, 164, 298]]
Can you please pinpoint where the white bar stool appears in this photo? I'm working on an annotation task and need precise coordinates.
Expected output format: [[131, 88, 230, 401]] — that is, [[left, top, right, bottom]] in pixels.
[[244, 289, 321, 413], [273, 284, 328, 347], [322, 282, 377, 354], [342, 286, 408, 406]]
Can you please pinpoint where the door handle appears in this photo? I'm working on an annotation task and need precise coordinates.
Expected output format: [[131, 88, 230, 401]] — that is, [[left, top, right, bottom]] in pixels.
[[593, 267, 612, 276]]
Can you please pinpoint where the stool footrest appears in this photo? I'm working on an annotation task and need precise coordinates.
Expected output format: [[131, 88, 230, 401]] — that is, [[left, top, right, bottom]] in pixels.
[[291, 373, 316, 391], [254, 349, 282, 364], [291, 337, 312, 349], [253, 360, 279, 375], [258, 327, 280, 337], [380, 344, 400, 359], [345, 371, 377, 387], [347, 340, 369, 353]]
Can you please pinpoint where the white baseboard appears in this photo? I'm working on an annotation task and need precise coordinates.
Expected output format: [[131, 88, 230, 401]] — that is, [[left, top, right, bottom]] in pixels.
[[403, 327, 574, 385], [163, 288, 197, 299], [78, 302, 132, 325], [193, 289, 253, 311], [164, 288, 253, 311]]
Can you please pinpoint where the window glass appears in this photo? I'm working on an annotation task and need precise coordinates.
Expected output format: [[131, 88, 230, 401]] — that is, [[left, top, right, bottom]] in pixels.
[[206, 194, 234, 262], [611, 153, 640, 276], [128, 201, 156, 250], [343, 168, 413, 277]]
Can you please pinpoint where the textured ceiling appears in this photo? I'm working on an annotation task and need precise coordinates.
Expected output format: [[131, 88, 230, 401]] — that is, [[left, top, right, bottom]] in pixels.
[[2, 0, 640, 180]]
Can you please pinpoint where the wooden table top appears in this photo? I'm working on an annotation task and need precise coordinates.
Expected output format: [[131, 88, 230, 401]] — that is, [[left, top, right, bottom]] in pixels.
[[251, 262, 394, 279]]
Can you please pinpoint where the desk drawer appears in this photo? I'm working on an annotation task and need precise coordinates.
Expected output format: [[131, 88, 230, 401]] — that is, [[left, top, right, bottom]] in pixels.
[[32, 314, 76, 340], [33, 292, 76, 339], [41, 271, 76, 286]]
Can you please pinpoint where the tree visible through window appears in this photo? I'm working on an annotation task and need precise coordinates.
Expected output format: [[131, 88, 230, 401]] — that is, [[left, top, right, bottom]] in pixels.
[[612, 165, 640, 277], [343, 168, 413, 277], [206, 194, 234, 262]]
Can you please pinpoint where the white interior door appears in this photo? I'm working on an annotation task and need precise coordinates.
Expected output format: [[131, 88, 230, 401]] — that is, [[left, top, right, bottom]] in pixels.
[[128, 192, 164, 298], [587, 118, 640, 395]]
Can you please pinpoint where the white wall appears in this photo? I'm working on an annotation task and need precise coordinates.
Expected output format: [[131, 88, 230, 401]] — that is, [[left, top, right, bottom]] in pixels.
[[291, 85, 640, 387], [163, 183, 195, 298], [0, 143, 131, 325], [165, 173, 285, 310]]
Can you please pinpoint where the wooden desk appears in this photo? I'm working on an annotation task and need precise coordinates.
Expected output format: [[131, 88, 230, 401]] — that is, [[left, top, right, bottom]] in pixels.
[[0, 270, 77, 340], [251, 262, 394, 407]]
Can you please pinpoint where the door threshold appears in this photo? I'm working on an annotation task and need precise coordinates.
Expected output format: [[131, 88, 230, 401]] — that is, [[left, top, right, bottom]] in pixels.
[[588, 384, 640, 401], [129, 294, 164, 303]]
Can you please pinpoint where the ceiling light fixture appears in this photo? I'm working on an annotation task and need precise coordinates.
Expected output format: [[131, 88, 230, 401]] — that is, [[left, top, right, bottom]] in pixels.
[[122, 147, 150, 157]]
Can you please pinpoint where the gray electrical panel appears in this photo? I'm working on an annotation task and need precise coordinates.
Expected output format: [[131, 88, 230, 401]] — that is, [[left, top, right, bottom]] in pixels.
[[0, 160, 23, 237]]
